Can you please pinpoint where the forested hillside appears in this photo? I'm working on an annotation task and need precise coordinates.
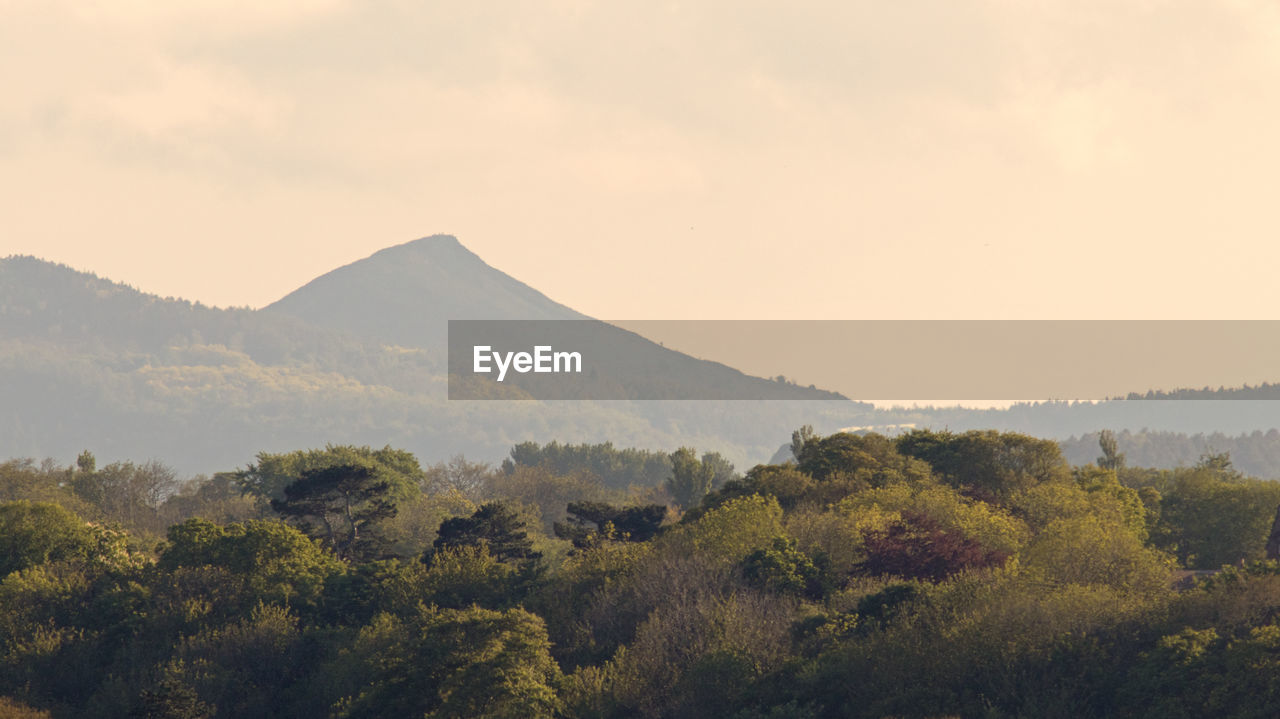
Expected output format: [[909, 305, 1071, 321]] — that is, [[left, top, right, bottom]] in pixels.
[[6, 237, 1280, 476], [5, 429, 1280, 717], [0, 241, 856, 474], [1061, 429, 1280, 478]]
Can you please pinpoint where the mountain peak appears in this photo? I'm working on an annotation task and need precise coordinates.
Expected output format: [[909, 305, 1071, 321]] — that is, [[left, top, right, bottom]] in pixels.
[[263, 234, 584, 348], [377, 234, 469, 256], [360, 234, 489, 273]]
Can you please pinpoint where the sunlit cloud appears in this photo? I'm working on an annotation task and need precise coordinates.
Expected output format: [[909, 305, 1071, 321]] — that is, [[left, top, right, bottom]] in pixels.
[[3, 0, 1280, 318]]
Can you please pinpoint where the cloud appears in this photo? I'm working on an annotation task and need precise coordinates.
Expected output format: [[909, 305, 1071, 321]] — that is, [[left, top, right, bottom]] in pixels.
[[5, 0, 1280, 317], [64, 0, 350, 32]]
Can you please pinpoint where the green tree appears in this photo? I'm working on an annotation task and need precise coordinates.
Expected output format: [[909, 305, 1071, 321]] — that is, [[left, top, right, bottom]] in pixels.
[[420, 544, 520, 609], [76, 450, 96, 475], [742, 536, 827, 599], [160, 472, 259, 526], [666, 447, 717, 510], [1154, 468, 1280, 568], [485, 465, 606, 535], [701, 464, 816, 514], [235, 445, 423, 504], [1195, 449, 1239, 477], [897, 429, 1069, 497], [702, 452, 738, 488], [669, 494, 784, 563], [501, 440, 672, 491], [166, 604, 300, 719], [1118, 622, 1280, 718], [269, 464, 398, 561], [791, 424, 817, 461], [428, 502, 540, 565], [794, 432, 933, 487], [70, 459, 178, 530], [338, 605, 562, 719], [0, 501, 99, 577], [553, 501, 667, 548], [1020, 515, 1172, 594], [159, 518, 342, 613], [1098, 429, 1127, 471]]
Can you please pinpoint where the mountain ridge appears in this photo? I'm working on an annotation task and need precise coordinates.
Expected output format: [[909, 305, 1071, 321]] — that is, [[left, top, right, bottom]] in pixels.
[[6, 238, 1280, 475], [263, 235, 586, 349]]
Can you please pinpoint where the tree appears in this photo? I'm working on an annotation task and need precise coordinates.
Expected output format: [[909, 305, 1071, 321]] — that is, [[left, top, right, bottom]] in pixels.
[[553, 501, 667, 548], [1195, 449, 1240, 478], [1154, 468, 1280, 568], [1098, 429, 1126, 471], [160, 472, 258, 525], [235, 445, 423, 504], [428, 502, 540, 565], [70, 459, 178, 530], [666, 447, 717, 510], [700, 464, 816, 514], [485, 465, 606, 535], [0, 500, 98, 576], [896, 429, 1069, 497], [423, 455, 493, 499], [0, 458, 82, 507], [269, 464, 398, 561], [669, 494, 784, 563], [131, 678, 214, 719], [76, 450, 96, 474], [701, 452, 738, 488], [791, 425, 817, 461], [742, 537, 828, 599], [338, 605, 562, 719], [856, 512, 1009, 582], [791, 431, 933, 487], [501, 440, 672, 491], [419, 544, 520, 609], [167, 604, 300, 718], [159, 518, 342, 613], [1020, 515, 1172, 594]]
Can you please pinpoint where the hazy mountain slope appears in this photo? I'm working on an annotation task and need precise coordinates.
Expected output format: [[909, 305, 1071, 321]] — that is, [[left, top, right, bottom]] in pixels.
[[0, 251, 861, 473], [264, 235, 586, 348], [0, 255, 394, 371], [6, 245, 1280, 477], [1059, 429, 1280, 477], [263, 235, 846, 400]]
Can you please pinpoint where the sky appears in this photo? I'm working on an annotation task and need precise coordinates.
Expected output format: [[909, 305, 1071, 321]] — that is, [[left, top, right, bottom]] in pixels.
[[4, 0, 1280, 321]]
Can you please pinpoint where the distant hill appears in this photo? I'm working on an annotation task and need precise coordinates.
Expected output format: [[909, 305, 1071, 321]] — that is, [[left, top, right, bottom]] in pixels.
[[1059, 429, 1280, 478], [1121, 384, 1280, 401], [264, 235, 585, 349], [263, 235, 845, 401], [0, 242, 857, 474], [0, 255, 387, 368], [5, 237, 1280, 477]]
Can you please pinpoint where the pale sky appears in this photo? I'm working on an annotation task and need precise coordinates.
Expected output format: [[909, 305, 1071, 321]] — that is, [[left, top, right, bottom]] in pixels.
[[4, 0, 1280, 320]]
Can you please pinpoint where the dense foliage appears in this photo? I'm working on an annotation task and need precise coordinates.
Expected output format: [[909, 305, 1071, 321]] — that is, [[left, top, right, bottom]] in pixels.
[[4, 430, 1280, 717]]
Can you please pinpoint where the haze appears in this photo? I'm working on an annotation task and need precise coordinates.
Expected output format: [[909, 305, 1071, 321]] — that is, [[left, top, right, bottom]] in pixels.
[[4, 0, 1279, 320]]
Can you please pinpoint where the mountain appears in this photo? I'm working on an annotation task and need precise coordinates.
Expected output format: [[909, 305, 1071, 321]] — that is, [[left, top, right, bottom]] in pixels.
[[264, 235, 585, 348], [6, 237, 1280, 478], [0, 242, 860, 474], [264, 235, 845, 401], [0, 255, 376, 366]]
